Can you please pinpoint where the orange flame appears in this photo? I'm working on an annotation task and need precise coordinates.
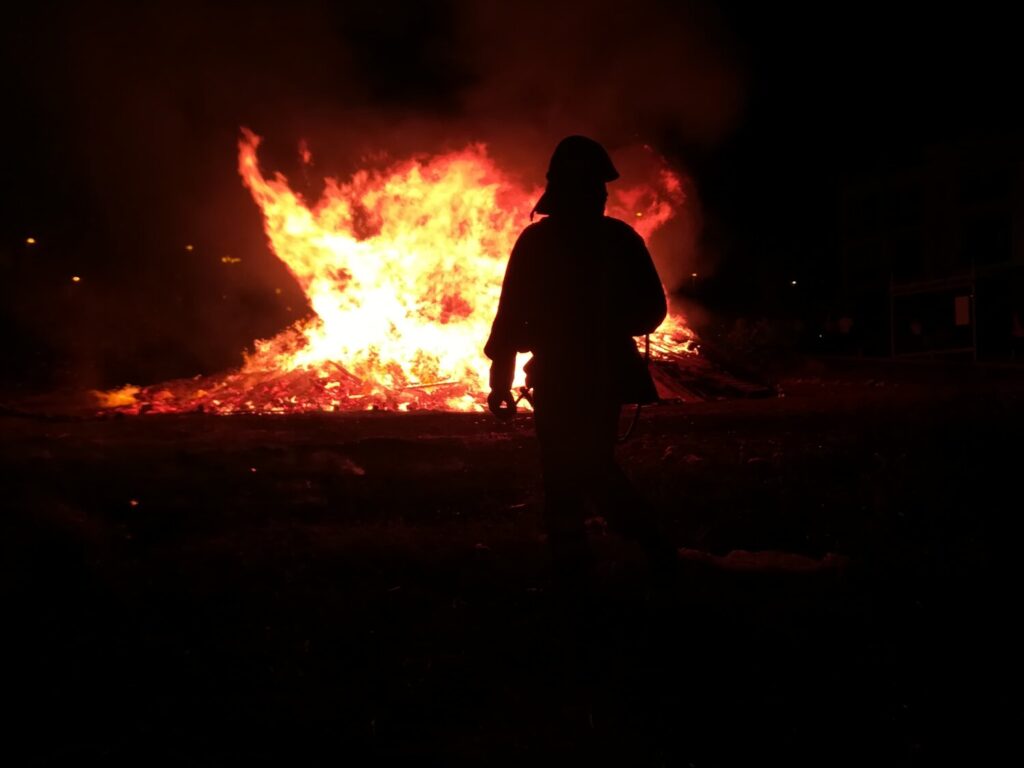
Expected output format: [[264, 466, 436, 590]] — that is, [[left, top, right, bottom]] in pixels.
[[98, 131, 697, 414]]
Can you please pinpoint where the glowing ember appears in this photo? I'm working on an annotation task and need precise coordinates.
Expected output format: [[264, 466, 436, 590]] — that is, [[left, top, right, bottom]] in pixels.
[[96, 130, 697, 414]]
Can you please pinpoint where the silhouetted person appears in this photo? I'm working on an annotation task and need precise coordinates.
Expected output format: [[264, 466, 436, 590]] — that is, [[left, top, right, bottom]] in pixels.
[[485, 135, 675, 592]]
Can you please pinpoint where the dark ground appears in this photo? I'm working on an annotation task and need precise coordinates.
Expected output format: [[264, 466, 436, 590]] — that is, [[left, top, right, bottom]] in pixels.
[[3, 360, 1023, 765]]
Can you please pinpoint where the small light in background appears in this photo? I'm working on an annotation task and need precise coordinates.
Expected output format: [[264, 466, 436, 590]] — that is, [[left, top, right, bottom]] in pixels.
[[635, 212, 643, 218], [25, 236, 36, 245], [274, 287, 282, 295], [221, 255, 242, 264], [71, 275, 81, 283], [791, 280, 798, 286], [691, 272, 698, 278], [185, 244, 194, 252], [129, 499, 139, 507]]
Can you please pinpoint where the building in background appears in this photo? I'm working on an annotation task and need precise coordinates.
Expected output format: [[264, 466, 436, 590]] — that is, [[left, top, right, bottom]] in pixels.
[[835, 138, 1023, 360]]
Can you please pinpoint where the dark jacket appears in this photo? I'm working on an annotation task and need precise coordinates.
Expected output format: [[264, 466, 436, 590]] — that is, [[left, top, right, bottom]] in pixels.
[[485, 215, 667, 404]]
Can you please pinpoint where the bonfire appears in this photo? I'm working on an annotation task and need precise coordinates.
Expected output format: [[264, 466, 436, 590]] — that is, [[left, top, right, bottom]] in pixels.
[[98, 131, 697, 414]]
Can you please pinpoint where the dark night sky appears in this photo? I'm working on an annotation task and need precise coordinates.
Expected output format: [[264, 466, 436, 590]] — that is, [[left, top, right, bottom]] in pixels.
[[1, 1, 1020, 388]]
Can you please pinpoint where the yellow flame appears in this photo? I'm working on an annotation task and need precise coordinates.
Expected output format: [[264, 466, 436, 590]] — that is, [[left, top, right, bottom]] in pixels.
[[92, 384, 139, 407]]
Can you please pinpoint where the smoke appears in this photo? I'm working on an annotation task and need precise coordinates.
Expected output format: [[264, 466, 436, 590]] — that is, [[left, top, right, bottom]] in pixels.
[[2, 0, 743, 387], [456, 0, 742, 148]]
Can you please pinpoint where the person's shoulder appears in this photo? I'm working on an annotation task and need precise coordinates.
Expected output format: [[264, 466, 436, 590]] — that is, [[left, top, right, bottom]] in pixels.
[[513, 218, 556, 248], [601, 216, 646, 245], [516, 219, 551, 240]]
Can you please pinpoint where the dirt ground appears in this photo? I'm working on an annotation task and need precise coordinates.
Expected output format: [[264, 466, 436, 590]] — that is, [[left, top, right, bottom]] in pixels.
[[3, 360, 1023, 765]]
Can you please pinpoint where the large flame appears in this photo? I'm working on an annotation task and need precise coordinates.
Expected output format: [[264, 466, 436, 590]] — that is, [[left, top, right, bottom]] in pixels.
[[98, 131, 697, 414]]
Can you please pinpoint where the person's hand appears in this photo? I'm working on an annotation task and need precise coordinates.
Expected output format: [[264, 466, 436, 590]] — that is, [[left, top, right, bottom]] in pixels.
[[487, 389, 516, 420]]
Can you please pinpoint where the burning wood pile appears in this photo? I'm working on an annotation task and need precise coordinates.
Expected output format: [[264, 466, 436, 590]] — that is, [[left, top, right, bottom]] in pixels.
[[97, 131, 700, 415]]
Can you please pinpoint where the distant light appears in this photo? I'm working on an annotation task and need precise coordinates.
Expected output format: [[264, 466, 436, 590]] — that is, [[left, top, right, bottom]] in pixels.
[[221, 255, 242, 264], [691, 272, 698, 278], [71, 275, 81, 283], [250, 467, 257, 473], [791, 280, 798, 286], [274, 287, 282, 295], [129, 499, 139, 507], [635, 212, 643, 218], [286, 306, 293, 312], [25, 236, 36, 245], [185, 244, 194, 252]]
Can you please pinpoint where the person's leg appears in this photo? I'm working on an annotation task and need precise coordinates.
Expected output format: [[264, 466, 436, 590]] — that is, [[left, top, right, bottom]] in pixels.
[[588, 400, 678, 578], [541, 458, 591, 590], [534, 388, 592, 592], [605, 464, 678, 578]]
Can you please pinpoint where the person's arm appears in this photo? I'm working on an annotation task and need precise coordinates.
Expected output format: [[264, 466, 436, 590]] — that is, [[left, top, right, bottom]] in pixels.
[[617, 228, 668, 336], [484, 228, 534, 414]]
